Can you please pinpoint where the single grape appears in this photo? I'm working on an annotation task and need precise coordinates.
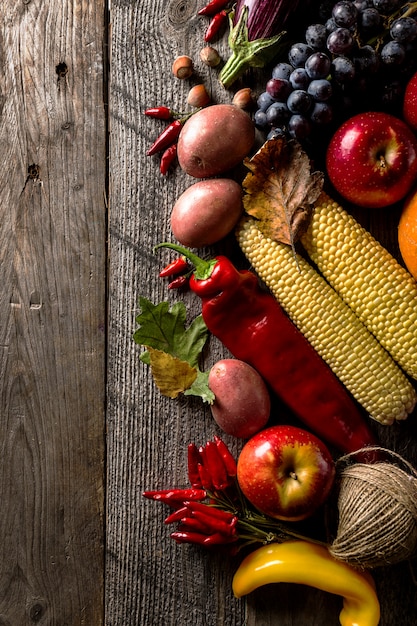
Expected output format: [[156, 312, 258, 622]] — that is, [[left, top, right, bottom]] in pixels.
[[308, 78, 333, 101], [310, 101, 333, 124], [254, 109, 268, 128], [325, 17, 338, 33], [372, 0, 401, 12], [266, 78, 292, 101], [305, 23, 328, 49], [380, 40, 406, 65], [305, 52, 332, 79], [358, 7, 382, 34], [257, 91, 276, 111], [390, 17, 417, 44], [266, 101, 290, 126], [332, 1, 358, 28], [287, 89, 313, 114], [288, 114, 312, 139], [271, 62, 294, 80], [288, 42, 314, 68], [290, 67, 311, 90], [353, 0, 373, 10], [353, 44, 379, 73], [327, 28, 354, 54], [331, 55, 356, 82]]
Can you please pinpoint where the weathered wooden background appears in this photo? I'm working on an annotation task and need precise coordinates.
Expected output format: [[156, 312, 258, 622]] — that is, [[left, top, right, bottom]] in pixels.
[[1, 0, 417, 624]]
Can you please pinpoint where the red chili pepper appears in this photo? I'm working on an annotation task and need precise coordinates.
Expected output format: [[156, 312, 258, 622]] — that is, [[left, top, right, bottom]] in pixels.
[[146, 119, 183, 156], [198, 461, 214, 492], [187, 443, 203, 488], [171, 530, 209, 545], [143, 488, 207, 504], [164, 506, 189, 524], [204, 10, 227, 42], [168, 274, 189, 290], [154, 244, 378, 455], [190, 509, 238, 537], [160, 143, 178, 175], [178, 517, 213, 534], [202, 532, 238, 545], [184, 500, 236, 522], [214, 435, 237, 478], [144, 106, 173, 120], [198, 0, 230, 16], [159, 256, 190, 278], [203, 440, 230, 491], [171, 530, 237, 545]]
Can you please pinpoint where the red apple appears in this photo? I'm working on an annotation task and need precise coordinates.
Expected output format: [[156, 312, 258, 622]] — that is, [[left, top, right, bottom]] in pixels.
[[237, 425, 335, 522], [326, 111, 417, 208], [403, 71, 417, 131]]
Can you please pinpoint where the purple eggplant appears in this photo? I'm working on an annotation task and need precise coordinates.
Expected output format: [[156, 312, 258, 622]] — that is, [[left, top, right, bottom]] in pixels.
[[219, 0, 303, 87]]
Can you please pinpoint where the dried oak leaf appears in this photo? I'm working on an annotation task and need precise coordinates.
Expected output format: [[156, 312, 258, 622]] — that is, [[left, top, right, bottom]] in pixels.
[[242, 137, 324, 245], [146, 347, 198, 399]]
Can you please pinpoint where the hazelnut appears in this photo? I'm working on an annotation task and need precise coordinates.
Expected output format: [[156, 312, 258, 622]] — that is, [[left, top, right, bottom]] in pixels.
[[172, 55, 194, 79], [232, 88, 254, 110], [199, 46, 221, 68], [187, 84, 211, 108]]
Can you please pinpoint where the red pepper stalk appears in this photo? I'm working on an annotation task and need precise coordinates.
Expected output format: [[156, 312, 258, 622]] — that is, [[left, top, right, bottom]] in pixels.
[[155, 243, 378, 455], [219, 0, 293, 88]]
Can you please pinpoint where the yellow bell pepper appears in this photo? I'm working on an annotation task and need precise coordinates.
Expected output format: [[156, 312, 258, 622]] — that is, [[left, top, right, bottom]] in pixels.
[[232, 540, 380, 626]]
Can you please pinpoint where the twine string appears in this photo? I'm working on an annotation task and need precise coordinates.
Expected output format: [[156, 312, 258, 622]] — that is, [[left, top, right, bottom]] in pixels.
[[330, 446, 417, 568]]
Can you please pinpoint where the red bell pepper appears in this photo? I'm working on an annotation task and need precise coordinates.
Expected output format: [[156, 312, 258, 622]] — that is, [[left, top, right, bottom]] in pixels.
[[155, 244, 378, 455]]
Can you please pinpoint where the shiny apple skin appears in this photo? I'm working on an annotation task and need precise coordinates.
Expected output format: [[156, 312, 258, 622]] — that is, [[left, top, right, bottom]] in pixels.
[[326, 111, 417, 208], [237, 425, 335, 522], [403, 71, 417, 131]]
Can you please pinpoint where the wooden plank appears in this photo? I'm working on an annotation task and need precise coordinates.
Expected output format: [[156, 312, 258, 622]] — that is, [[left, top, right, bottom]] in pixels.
[[0, 1, 106, 623], [107, 2, 417, 625]]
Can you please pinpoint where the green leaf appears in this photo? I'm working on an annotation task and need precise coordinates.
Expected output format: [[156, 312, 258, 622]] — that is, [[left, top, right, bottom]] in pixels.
[[184, 370, 215, 405], [133, 296, 209, 368]]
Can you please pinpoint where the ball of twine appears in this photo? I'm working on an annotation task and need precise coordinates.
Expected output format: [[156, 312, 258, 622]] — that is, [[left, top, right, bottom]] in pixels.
[[329, 447, 417, 569]]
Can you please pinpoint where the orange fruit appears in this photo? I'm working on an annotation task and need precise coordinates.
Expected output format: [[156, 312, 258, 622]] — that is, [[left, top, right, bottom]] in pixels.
[[398, 187, 417, 280]]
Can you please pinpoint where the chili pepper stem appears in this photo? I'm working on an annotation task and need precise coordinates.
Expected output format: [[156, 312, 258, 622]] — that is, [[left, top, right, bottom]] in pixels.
[[219, 7, 287, 88], [154, 242, 218, 280]]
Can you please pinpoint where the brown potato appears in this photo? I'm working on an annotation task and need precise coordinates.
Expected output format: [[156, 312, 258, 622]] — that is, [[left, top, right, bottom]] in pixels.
[[171, 178, 243, 248], [177, 104, 255, 178]]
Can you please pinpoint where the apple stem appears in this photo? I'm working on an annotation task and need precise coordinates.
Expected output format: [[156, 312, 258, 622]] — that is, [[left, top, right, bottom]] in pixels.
[[289, 471, 298, 481]]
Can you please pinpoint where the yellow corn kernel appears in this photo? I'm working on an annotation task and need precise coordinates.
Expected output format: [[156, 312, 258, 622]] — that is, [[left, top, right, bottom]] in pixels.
[[301, 193, 417, 380], [236, 216, 417, 425]]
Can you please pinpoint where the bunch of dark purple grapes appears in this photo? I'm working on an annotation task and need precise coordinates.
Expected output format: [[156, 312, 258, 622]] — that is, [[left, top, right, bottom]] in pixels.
[[254, 0, 417, 143]]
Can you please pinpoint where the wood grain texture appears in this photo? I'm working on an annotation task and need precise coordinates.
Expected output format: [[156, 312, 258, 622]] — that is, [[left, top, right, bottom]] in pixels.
[[112, 0, 416, 625], [0, 1, 106, 624]]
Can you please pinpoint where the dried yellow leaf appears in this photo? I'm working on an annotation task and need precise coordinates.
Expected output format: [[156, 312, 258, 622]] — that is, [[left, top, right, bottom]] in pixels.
[[147, 347, 198, 399]]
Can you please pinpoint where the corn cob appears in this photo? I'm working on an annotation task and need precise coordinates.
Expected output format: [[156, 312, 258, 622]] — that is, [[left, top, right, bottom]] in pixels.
[[236, 216, 417, 425], [300, 192, 417, 381]]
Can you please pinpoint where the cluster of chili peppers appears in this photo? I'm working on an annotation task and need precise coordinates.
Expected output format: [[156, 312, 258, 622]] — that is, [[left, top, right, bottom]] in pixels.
[[143, 435, 315, 550], [145, 104, 207, 175], [144, 435, 239, 547], [144, 107, 186, 175], [198, 0, 232, 43]]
